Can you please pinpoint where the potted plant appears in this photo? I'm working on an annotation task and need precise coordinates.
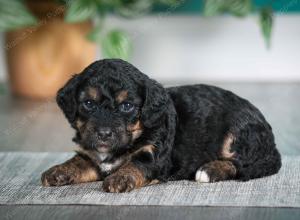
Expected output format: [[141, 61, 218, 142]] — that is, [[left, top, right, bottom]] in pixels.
[[3, 0, 94, 99], [1, 0, 176, 99], [0, 0, 272, 99]]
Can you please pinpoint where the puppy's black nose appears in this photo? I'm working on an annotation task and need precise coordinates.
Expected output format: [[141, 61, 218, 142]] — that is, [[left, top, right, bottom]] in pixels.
[[97, 128, 112, 140]]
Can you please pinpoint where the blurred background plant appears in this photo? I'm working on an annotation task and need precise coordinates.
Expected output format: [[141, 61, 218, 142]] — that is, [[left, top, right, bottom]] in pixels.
[[202, 0, 273, 48], [0, 0, 273, 61]]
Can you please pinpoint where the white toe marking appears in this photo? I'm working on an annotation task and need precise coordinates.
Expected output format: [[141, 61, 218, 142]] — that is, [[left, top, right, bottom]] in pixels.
[[195, 170, 210, 183]]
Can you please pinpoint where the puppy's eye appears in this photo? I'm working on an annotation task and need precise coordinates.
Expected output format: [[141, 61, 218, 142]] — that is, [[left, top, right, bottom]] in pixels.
[[119, 102, 135, 113], [83, 100, 97, 111]]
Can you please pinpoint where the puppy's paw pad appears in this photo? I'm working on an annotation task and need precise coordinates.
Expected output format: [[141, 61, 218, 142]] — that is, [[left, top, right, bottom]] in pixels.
[[102, 174, 136, 193], [41, 166, 75, 187], [195, 169, 210, 183]]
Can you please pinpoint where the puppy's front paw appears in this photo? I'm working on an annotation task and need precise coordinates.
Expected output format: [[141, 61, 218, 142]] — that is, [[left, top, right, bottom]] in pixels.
[[41, 165, 76, 187], [102, 173, 136, 193]]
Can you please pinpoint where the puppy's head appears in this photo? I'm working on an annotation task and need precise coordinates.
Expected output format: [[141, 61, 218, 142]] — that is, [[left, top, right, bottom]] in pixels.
[[56, 59, 169, 153]]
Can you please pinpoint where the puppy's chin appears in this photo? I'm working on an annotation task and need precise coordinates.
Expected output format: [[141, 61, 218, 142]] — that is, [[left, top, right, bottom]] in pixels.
[[79, 138, 113, 153], [96, 144, 111, 153]]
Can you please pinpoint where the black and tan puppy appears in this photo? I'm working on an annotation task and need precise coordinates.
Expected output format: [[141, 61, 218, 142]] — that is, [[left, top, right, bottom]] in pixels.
[[41, 59, 281, 193]]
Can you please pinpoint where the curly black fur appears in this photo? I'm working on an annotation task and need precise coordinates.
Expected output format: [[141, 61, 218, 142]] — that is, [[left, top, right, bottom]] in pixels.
[[52, 59, 281, 189]]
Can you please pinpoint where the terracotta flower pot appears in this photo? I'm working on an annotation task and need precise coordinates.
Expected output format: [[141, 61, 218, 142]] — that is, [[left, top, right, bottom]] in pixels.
[[5, 1, 96, 99]]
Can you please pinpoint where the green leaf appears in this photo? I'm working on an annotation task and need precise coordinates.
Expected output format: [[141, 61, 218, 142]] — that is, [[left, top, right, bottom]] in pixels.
[[101, 30, 132, 60], [203, 0, 225, 16], [155, 0, 179, 6], [0, 0, 37, 32], [227, 0, 252, 17], [260, 7, 273, 48], [114, 0, 153, 18], [86, 26, 102, 42], [203, 0, 252, 17], [65, 0, 97, 23]]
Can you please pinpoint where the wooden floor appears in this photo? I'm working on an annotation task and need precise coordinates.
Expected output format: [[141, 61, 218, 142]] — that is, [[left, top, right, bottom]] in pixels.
[[0, 82, 300, 219]]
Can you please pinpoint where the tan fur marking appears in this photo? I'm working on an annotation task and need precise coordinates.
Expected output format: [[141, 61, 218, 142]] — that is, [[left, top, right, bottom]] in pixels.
[[128, 120, 143, 141], [148, 179, 160, 185], [128, 120, 142, 131], [41, 155, 101, 187], [210, 160, 237, 178], [88, 87, 99, 101], [201, 160, 237, 182], [221, 133, 236, 159], [132, 144, 155, 156], [80, 167, 100, 183], [132, 130, 143, 140], [76, 120, 84, 129], [70, 155, 100, 183], [141, 145, 155, 154], [117, 162, 147, 188], [116, 90, 128, 103]]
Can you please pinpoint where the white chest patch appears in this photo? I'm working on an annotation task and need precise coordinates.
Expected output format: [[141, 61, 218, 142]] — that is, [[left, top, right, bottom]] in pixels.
[[96, 152, 110, 162], [99, 159, 124, 173], [77, 148, 125, 174]]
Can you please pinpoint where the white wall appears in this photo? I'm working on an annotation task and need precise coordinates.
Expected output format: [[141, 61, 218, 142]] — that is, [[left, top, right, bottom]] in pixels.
[[1, 15, 300, 83]]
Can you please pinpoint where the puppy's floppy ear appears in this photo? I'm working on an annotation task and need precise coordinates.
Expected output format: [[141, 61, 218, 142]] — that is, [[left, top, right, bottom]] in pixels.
[[56, 74, 82, 124], [141, 79, 169, 128]]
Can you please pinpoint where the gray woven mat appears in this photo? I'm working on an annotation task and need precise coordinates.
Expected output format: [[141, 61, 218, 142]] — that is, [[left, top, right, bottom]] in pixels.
[[0, 152, 299, 207]]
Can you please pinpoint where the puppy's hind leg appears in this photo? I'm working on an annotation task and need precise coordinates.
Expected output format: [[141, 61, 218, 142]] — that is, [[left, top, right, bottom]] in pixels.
[[195, 132, 237, 183], [195, 160, 237, 183], [195, 126, 282, 183]]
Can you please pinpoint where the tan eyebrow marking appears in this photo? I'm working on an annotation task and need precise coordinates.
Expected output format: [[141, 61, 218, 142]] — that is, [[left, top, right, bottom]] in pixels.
[[87, 87, 100, 101], [116, 90, 128, 103]]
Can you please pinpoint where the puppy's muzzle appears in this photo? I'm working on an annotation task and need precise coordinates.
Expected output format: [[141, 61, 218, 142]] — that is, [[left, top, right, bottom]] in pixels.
[[97, 127, 113, 141]]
